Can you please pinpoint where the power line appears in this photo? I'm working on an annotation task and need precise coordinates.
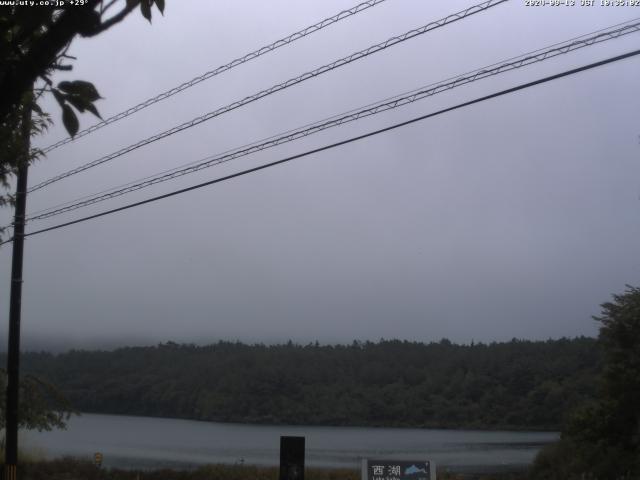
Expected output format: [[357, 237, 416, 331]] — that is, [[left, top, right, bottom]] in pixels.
[[27, 16, 640, 220], [23, 18, 640, 223], [3, 48, 637, 246], [40, 0, 390, 154], [28, 0, 508, 193]]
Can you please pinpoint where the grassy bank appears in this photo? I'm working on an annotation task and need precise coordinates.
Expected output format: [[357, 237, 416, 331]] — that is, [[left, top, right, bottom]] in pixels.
[[15, 457, 529, 480]]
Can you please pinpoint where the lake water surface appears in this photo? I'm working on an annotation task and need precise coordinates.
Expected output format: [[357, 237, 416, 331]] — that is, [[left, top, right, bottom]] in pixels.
[[23, 413, 558, 472]]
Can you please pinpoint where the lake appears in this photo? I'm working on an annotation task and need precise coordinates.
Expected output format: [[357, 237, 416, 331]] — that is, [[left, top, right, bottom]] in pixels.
[[22, 413, 558, 472]]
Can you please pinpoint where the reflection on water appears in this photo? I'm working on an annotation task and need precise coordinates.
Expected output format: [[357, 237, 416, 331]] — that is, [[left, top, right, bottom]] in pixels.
[[23, 413, 558, 471]]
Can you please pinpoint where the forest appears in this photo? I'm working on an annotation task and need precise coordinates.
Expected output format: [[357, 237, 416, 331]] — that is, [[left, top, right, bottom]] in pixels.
[[10, 337, 600, 431]]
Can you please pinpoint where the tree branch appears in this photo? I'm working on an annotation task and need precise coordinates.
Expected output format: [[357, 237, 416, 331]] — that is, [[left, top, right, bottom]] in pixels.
[[0, 0, 144, 121], [0, 1, 102, 119], [101, 0, 120, 15], [84, 0, 140, 37]]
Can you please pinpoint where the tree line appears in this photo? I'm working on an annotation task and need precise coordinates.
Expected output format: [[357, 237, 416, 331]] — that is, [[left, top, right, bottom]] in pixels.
[[8, 336, 600, 431]]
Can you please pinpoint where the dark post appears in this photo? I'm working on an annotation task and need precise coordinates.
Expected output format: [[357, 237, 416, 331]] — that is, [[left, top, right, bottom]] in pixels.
[[4, 103, 31, 480], [279, 436, 305, 480]]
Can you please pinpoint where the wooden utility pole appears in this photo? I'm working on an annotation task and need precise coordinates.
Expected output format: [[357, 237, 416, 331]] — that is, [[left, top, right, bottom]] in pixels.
[[4, 103, 31, 480]]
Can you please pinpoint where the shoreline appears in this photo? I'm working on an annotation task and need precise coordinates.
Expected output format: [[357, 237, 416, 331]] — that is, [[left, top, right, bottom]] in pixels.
[[71, 410, 562, 433], [23, 412, 553, 474], [17, 457, 530, 480]]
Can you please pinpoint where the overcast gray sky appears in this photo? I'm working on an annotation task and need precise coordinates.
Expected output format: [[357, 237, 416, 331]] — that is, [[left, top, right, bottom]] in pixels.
[[1, 0, 639, 351]]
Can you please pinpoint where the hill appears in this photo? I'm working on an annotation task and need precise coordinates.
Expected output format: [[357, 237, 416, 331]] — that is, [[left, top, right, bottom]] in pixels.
[[13, 337, 599, 430]]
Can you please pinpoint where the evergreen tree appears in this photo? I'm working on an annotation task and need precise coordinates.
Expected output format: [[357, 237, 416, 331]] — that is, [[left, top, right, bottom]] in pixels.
[[531, 285, 640, 479]]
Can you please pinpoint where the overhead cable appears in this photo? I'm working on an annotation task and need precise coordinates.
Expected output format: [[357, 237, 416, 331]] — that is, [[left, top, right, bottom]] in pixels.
[[28, 0, 508, 193], [40, 0, 391, 154], [2, 47, 636, 246], [24, 18, 640, 222]]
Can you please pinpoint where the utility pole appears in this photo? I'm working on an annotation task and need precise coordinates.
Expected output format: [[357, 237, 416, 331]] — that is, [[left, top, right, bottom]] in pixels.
[[4, 102, 31, 480]]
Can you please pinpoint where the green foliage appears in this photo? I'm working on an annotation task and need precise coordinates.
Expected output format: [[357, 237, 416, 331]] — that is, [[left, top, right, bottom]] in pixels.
[[12, 337, 599, 431], [531, 286, 640, 479], [596, 285, 640, 434], [54, 79, 103, 136], [0, 92, 50, 214], [531, 436, 638, 480], [0, 369, 75, 432], [61, 104, 80, 138], [128, 0, 166, 22], [0, 1, 164, 213]]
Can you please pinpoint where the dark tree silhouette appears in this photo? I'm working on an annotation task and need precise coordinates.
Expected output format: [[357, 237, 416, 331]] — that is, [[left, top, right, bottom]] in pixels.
[[532, 285, 640, 479], [0, 0, 165, 212]]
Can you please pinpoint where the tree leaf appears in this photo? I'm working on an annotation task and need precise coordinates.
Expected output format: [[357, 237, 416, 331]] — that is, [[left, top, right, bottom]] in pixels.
[[52, 89, 65, 106], [61, 104, 79, 137], [84, 102, 102, 119], [140, 1, 152, 22], [58, 80, 101, 102], [155, 0, 165, 14], [76, 9, 102, 37], [57, 81, 73, 92], [64, 95, 87, 113]]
